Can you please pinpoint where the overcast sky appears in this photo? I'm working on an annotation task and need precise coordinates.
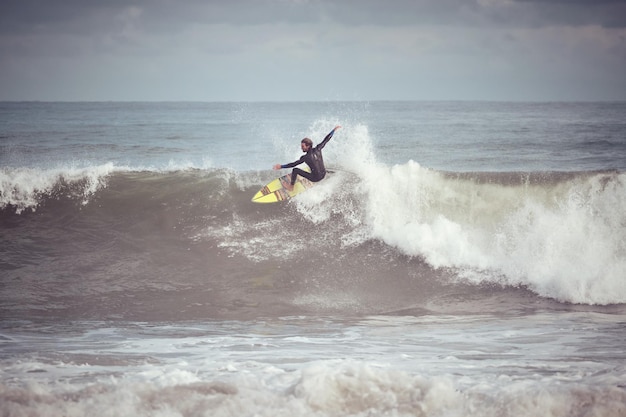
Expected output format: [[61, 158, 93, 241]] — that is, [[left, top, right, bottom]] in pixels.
[[1, 0, 625, 101]]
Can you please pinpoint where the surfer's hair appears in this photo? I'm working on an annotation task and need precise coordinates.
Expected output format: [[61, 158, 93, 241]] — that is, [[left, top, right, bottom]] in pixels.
[[301, 138, 313, 148]]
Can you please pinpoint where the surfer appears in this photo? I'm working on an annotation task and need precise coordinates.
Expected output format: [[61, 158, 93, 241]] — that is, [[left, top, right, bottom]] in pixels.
[[273, 126, 341, 191]]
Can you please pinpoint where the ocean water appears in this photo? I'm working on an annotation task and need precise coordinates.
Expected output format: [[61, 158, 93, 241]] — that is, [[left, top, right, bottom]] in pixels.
[[1, 101, 625, 416]]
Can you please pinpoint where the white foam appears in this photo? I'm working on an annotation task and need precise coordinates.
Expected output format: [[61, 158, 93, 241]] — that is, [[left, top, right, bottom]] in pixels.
[[300, 125, 626, 305], [291, 361, 461, 414], [3, 359, 624, 417], [490, 173, 626, 304], [200, 215, 309, 262]]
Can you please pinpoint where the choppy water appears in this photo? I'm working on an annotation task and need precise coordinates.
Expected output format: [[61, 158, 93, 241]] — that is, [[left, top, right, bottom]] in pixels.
[[1, 101, 625, 416]]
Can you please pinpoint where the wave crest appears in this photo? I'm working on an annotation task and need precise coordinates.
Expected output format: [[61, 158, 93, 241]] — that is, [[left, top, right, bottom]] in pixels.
[[0, 163, 120, 213]]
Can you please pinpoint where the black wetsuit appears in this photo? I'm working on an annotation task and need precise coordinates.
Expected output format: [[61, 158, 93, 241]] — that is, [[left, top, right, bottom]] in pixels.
[[280, 128, 336, 185]]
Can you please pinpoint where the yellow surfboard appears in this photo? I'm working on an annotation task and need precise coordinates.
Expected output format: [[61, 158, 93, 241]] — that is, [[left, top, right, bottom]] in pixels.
[[251, 173, 314, 203]]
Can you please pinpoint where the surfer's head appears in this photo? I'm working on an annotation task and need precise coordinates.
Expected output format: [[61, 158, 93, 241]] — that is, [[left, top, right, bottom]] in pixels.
[[301, 138, 313, 151]]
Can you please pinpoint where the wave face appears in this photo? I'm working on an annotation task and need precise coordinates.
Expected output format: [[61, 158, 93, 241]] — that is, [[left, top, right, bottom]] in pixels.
[[2, 160, 624, 322]]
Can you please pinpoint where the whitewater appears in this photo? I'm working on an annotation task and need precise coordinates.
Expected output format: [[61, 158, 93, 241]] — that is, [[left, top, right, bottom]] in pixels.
[[1, 101, 625, 416]]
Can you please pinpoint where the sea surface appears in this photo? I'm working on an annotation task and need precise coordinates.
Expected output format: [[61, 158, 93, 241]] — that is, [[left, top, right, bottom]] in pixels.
[[1, 101, 625, 416]]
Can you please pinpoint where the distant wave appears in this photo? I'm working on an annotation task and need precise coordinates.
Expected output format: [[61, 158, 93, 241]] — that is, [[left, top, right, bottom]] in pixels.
[[0, 163, 121, 214], [0, 163, 220, 214]]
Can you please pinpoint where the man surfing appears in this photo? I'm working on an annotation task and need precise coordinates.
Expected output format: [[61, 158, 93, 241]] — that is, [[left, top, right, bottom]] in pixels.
[[273, 125, 341, 191]]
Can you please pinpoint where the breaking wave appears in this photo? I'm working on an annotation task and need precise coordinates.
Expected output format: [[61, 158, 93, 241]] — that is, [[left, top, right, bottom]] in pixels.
[[2, 157, 624, 308]]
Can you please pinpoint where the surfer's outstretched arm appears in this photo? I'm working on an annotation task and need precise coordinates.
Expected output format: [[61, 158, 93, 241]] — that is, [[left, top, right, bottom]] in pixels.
[[274, 155, 305, 170], [317, 125, 341, 150]]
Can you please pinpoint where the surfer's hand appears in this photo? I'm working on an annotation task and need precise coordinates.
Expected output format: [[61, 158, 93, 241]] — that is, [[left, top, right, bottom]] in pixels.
[[334, 125, 342, 131], [273, 164, 282, 170]]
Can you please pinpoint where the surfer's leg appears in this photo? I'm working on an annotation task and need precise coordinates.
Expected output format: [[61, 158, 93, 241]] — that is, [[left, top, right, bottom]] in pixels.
[[290, 168, 315, 185]]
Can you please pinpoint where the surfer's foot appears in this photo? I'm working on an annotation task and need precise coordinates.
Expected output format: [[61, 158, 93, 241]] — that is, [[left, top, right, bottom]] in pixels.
[[280, 175, 294, 191]]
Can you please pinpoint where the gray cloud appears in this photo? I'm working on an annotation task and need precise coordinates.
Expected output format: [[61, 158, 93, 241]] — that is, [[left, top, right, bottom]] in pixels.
[[1, 0, 624, 101], [3, 0, 625, 34], [508, 0, 626, 28]]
